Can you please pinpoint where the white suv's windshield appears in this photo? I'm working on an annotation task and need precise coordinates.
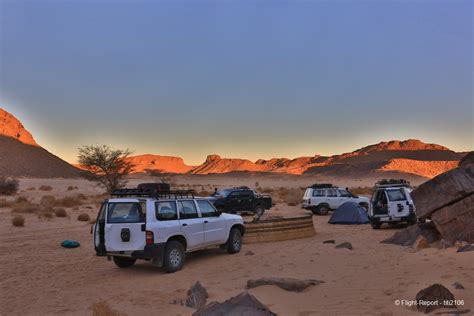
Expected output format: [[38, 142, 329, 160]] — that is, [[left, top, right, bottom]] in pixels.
[[386, 189, 406, 202], [107, 202, 144, 223]]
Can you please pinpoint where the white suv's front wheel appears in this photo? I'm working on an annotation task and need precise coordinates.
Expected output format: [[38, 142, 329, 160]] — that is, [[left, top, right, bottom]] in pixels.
[[163, 240, 185, 273], [227, 228, 242, 254]]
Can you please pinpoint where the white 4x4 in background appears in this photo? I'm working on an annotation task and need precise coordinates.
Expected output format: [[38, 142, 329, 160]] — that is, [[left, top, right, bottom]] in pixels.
[[302, 185, 369, 215], [92, 189, 245, 273]]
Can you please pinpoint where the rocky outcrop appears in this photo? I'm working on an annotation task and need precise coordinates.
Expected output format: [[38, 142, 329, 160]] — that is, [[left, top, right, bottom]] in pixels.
[[191, 155, 270, 175], [125, 154, 194, 173], [411, 154, 474, 243], [0, 108, 38, 146], [193, 292, 275, 316]]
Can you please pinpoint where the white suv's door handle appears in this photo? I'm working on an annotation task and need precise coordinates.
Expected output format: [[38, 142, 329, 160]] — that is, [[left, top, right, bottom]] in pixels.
[[204, 220, 209, 224], [182, 223, 188, 227]]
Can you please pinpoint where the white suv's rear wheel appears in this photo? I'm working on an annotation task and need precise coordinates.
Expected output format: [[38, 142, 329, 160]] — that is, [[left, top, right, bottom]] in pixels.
[[314, 204, 329, 216], [112, 256, 136, 268], [163, 240, 185, 273]]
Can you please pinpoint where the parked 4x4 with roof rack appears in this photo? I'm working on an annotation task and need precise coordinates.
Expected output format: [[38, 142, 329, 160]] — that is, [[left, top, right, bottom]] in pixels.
[[302, 184, 370, 215], [368, 179, 417, 229], [92, 185, 245, 273]]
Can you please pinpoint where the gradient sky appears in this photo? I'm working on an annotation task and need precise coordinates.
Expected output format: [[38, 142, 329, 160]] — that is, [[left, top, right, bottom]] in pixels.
[[0, 0, 472, 165]]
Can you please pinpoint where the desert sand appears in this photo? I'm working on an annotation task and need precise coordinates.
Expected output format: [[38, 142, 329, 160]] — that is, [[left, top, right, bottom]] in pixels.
[[0, 177, 472, 316]]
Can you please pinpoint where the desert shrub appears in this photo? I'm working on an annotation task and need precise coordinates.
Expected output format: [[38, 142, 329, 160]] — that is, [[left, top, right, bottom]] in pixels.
[[12, 203, 38, 214], [59, 196, 84, 208], [197, 190, 212, 196], [0, 177, 19, 195], [15, 196, 28, 203], [40, 195, 56, 208], [39, 185, 53, 191], [0, 198, 12, 208], [350, 187, 373, 196], [260, 187, 274, 194], [91, 301, 125, 316], [67, 186, 75, 191], [276, 187, 305, 206], [12, 215, 25, 227], [26, 187, 36, 191], [54, 207, 67, 217], [38, 211, 53, 220], [77, 213, 90, 222]]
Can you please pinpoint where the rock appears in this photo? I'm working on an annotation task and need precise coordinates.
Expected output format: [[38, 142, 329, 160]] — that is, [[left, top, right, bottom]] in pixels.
[[459, 152, 474, 167], [0, 108, 38, 146], [246, 277, 324, 292], [193, 292, 275, 316], [323, 239, 336, 244], [381, 222, 440, 247], [245, 250, 255, 256], [439, 239, 453, 249], [415, 284, 456, 313], [457, 244, 474, 253], [415, 236, 430, 251], [431, 194, 474, 243], [411, 165, 474, 219], [335, 242, 353, 250], [186, 282, 208, 309], [452, 282, 465, 290]]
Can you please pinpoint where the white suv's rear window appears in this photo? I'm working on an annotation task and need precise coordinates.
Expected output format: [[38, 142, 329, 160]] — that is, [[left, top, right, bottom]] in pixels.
[[386, 189, 406, 201], [107, 203, 144, 223], [312, 189, 326, 197]]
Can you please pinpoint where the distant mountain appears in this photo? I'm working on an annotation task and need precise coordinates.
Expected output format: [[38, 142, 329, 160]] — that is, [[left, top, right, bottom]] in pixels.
[[125, 154, 194, 173], [0, 108, 80, 178], [186, 139, 464, 178]]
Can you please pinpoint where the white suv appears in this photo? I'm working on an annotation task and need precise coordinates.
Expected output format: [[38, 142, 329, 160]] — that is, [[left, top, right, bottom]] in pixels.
[[368, 179, 417, 229], [92, 188, 245, 273], [302, 184, 370, 215]]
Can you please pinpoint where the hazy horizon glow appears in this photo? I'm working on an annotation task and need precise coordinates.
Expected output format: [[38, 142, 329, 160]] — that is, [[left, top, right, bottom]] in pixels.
[[1, 1, 472, 165]]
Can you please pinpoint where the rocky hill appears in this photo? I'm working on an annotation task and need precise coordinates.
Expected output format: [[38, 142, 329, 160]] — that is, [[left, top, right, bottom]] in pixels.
[[125, 154, 194, 173], [0, 108, 80, 177]]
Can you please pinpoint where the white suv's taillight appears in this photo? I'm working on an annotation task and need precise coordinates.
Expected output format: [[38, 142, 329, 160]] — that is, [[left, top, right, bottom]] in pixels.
[[146, 231, 154, 246]]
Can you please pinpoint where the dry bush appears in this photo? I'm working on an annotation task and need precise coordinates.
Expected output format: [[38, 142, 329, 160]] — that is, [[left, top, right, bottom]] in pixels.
[[12, 215, 25, 227], [67, 186, 75, 191], [0, 177, 19, 195], [27, 187, 36, 191], [54, 207, 67, 217], [40, 194, 85, 208], [15, 196, 29, 203], [350, 187, 373, 196], [91, 301, 125, 316], [276, 187, 305, 206], [38, 211, 53, 220], [78, 213, 90, 222], [12, 202, 39, 214], [260, 187, 275, 194], [197, 190, 212, 196], [0, 198, 12, 208], [39, 185, 53, 191]]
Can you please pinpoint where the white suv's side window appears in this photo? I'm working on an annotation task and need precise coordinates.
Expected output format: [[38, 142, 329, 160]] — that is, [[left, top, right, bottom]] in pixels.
[[155, 201, 178, 221], [312, 189, 325, 197], [338, 189, 351, 197], [326, 189, 337, 197], [178, 200, 199, 219], [197, 200, 218, 217]]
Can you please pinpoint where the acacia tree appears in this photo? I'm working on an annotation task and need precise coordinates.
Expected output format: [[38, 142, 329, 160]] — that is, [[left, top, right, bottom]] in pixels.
[[78, 145, 134, 193]]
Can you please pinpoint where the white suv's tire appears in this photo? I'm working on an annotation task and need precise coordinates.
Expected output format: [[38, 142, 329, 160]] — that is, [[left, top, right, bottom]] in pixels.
[[314, 204, 329, 216], [112, 256, 136, 268], [163, 240, 185, 273], [227, 228, 242, 254]]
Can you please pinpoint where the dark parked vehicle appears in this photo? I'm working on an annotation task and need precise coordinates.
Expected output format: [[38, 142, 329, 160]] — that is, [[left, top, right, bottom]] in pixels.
[[208, 186, 272, 219]]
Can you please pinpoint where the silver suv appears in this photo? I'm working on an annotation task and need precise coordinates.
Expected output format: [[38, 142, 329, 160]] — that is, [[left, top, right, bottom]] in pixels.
[[302, 184, 369, 215]]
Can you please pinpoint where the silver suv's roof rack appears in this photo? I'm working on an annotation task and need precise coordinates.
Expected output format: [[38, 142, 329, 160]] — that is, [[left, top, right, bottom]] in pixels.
[[309, 183, 334, 189]]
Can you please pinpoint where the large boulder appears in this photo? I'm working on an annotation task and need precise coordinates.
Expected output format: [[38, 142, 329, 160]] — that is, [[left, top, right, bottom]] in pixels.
[[193, 292, 275, 316], [430, 194, 474, 243], [415, 284, 455, 313], [186, 282, 209, 309], [381, 222, 440, 246], [412, 165, 474, 219]]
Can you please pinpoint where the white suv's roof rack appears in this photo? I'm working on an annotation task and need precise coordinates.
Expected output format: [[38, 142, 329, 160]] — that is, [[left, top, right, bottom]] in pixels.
[[374, 179, 411, 189], [111, 188, 196, 199]]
